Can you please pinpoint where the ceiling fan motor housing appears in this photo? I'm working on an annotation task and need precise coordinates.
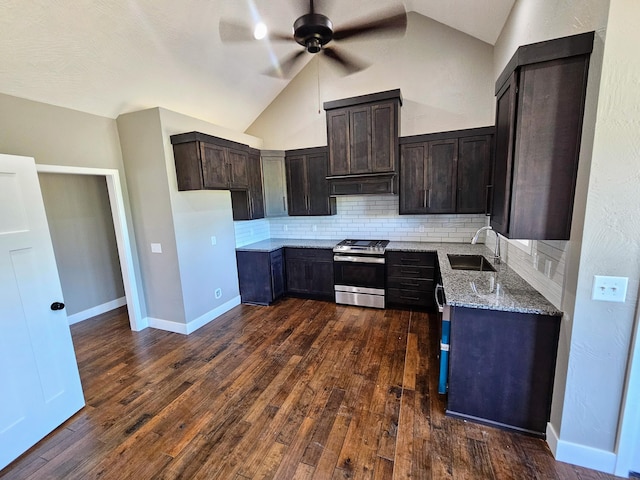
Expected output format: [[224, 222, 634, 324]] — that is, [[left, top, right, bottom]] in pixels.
[[293, 13, 333, 53]]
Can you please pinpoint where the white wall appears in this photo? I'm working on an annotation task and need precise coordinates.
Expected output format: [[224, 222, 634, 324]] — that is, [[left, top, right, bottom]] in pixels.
[[246, 12, 495, 149]]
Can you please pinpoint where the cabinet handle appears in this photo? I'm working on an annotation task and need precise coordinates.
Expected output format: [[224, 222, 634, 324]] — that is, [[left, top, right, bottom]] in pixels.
[[485, 184, 493, 215], [423, 189, 427, 208], [282, 196, 286, 211], [427, 189, 431, 208], [400, 295, 420, 301], [401, 282, 420, 288]]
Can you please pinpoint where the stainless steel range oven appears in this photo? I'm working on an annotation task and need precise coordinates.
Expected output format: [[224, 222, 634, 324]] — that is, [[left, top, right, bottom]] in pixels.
[[333, 239, 389, 309]]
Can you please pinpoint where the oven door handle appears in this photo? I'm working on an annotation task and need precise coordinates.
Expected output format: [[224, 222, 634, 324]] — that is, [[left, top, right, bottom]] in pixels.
[[333, 255, 385, 264]]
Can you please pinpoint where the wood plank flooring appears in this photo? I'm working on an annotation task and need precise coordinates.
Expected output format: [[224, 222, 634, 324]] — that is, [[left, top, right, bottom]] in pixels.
[[0, 298, 620, 479]]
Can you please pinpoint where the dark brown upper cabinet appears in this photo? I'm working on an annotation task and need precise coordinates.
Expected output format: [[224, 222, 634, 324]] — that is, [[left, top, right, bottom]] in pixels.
[[170, 132, 264, 220], [324, 90, 401, 194], [285, 147, 336, 217], [399, 127, 494, 215], [490, 31, 594, 240]]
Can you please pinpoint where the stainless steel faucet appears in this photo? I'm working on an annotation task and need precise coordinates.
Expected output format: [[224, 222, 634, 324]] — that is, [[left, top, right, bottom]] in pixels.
[[471, 226, 501, 264]]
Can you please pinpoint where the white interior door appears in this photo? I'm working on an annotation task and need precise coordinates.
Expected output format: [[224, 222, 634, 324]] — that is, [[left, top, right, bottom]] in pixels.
[[0, 154, 85, 470]]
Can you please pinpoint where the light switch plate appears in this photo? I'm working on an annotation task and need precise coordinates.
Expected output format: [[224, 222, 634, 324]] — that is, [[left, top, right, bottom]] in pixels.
[[592, 275, 628, 303], [151, 243, 162, 254]]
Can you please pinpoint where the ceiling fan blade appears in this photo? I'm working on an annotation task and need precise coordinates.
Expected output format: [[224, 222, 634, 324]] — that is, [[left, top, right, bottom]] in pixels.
[[263, 49, 307, 78], [332, 6, 407, 41], [219, 19, 292, 43], [322, 47, 369, 76]]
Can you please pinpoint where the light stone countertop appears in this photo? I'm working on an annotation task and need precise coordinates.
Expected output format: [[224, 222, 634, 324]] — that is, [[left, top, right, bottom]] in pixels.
[[237, 238, 563, 317]]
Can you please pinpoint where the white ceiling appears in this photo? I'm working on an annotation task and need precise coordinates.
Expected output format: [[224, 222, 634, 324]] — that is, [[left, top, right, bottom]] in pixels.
[[0, 0, 515, 132]]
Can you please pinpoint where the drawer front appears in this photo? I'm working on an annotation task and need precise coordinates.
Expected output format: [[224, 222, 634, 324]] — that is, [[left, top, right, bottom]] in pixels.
[[285, 247, 333, 262], [386, 251, 436, 267], [387, 288, 433, 307], [386, 277, 434, 291], [386, 265, 434, 279]]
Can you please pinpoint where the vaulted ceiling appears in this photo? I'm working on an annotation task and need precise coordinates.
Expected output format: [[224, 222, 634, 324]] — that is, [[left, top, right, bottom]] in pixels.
[[0, 0, 515, 132]]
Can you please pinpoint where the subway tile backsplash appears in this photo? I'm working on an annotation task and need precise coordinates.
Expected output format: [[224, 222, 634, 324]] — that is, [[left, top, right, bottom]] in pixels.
[[234, 195, 487, 246]]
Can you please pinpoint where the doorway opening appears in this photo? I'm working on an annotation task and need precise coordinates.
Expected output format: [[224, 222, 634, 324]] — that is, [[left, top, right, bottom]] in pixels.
[[36, 164, 144, 331]]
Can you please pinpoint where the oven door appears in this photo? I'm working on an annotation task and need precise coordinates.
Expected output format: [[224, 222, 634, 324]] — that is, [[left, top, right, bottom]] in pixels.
[[333, 255, 385, 290]]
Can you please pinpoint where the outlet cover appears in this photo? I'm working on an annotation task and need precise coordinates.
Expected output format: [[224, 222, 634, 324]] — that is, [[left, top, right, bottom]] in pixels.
[[151, 243, 162, 253], [592, 275, 628, 303], [211, 236, 217, 246]]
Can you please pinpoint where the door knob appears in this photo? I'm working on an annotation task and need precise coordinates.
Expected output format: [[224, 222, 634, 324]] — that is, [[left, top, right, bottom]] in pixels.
[[50, 302, 65, 311]]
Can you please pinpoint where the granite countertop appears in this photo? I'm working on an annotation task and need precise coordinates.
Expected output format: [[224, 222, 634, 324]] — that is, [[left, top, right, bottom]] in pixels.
[[236, 238, 341, 252], [237, 238, 562, 317], [388, 241, 562, 316]]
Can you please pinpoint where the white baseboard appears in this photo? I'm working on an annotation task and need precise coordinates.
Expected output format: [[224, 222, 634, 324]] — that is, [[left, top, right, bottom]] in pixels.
[[147, 296, 241, 335], [67, 297, 127, 325], [546, 423, 618, 475]]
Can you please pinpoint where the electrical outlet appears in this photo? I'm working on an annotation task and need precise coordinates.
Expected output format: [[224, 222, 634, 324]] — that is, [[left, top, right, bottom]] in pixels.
[[215, 288, 222, 299], [211, 236, 217, 246], [312, 224, 317, 232], [283, 225, 288, 232], [592, 275, 628, 303], [151, 243, 162, 253], [544, 259, 552, 277], [419, 225, 425, 233]]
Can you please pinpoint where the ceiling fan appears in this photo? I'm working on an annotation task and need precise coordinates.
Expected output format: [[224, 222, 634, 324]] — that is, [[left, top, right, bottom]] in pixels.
[[219, 0, 408, 77]]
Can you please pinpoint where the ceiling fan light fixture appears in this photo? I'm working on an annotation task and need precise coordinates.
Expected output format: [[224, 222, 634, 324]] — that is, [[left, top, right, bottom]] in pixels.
[[253, 22, 267, 40], [306, 37, 322, 53]]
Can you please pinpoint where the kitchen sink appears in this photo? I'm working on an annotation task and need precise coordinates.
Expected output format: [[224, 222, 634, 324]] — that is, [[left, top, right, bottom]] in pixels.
[[447, 254, 497, 272]]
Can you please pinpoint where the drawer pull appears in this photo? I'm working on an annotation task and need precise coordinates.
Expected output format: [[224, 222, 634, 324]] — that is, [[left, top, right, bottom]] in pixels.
[[400, 282, 420, 288], [400, 295, 420, 301]]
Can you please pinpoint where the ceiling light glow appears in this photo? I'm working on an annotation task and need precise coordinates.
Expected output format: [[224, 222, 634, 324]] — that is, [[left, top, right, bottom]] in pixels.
[[253, 22, 267, 40]]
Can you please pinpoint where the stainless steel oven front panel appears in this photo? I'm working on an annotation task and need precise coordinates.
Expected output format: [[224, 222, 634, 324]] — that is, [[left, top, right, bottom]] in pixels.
[[335, 290, 385, 309], [335, 285, 385, 296]]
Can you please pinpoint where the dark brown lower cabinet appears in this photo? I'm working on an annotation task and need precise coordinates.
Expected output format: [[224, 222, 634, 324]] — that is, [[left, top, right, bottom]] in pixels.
[[446, 306, 561, 437], [385, 251, 437, 309], [285, 248, 334, 300], [236, 249, 285, 305]]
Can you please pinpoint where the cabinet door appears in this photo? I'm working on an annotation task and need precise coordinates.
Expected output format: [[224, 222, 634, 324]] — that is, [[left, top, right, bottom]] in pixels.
[[426, 139, 458, 213], [248, 152, 264, 219], [327, 109, 350, 176], [509, 56, 589, 240], [399, 143, 428, 214], [309, 260, 334, 298], [236, 251, 272, 305], [306, 152, 332, 216], [371, 101, 397, 173], [457, 135, 492, 214], [349, 106, 372, 174], [285, 155, 309, 216], [262, 155, 288, 217], [490, 73, 518, 236], [270, 249, 285, 300], [201, 143, 229, 189], [227, 148, 249, 189], [285, 258, 309, 294]]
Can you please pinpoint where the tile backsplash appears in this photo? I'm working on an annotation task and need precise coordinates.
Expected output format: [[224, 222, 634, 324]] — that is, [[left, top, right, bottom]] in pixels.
[[234, 195, 487, 246]]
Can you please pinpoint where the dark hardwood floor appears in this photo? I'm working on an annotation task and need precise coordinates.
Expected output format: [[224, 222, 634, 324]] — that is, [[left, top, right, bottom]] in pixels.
[[0, 298, 619, 479]]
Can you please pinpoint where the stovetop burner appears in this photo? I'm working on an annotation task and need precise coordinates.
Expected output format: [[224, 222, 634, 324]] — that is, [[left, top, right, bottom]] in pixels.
[[333, 239, 389, 255]]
